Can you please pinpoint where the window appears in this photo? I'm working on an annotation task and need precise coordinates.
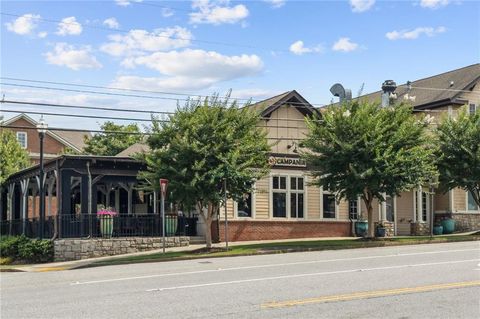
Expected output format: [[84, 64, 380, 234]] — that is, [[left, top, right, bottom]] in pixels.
[[290, 177, 304, 218], [272, 176, 287, 218], [272, 175, 305, 218], [349, 200, 358, 220], [469, 104, 477, 115], [422, 192, 428, 222], [386, 196, 394, 222], [323, 193, 336, 219], [237, 192, 253, 218], [16, 132, 27, 149], [467, 191, 479, 211]]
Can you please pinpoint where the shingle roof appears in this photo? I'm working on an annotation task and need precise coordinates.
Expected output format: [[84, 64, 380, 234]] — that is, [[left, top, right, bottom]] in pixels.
[[116, 143, 150, 157], [247, 90, 319, 117], [335, 63, 479, 109], [54, 130, 91, 151]]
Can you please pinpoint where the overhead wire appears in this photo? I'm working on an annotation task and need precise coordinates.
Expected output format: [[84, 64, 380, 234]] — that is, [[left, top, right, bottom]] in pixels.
[[0, 99, 321, 122]]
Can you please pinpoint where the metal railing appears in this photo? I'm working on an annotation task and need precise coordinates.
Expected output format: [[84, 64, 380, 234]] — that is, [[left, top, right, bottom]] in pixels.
[[0, 215, 197, 239]]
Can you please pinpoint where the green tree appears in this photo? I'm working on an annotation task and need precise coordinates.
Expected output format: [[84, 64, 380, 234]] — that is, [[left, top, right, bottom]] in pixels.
[[141, 96, 271, 248], [83, 122, 143, 156], [0, 129, 30, 184], [436, 108, 480, 207], [302, 101, 436, 237]]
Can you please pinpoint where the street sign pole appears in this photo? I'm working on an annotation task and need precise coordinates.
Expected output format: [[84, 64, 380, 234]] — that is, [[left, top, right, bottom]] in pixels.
[[160, 179, 168, 254]]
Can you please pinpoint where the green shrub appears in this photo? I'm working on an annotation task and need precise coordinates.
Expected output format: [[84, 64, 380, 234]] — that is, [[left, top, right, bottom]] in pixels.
[[0, 257, 13, 265], [0, 236, 53, 263], [0, 235, 29, 259], [18, 239, 54, 263]]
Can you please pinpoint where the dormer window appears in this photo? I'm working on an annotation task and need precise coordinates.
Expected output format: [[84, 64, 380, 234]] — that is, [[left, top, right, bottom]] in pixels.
[[16, 132, 27, 149]]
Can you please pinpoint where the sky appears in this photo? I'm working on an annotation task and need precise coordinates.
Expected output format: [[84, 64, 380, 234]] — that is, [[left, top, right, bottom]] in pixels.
[[1, 0, 479, 130]]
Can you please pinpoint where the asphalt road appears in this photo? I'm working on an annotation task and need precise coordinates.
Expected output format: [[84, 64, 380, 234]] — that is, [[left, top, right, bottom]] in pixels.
[[1, 241, 480, 319]]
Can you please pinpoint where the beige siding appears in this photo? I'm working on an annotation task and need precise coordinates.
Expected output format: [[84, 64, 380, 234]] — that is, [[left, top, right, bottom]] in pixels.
[[360, 199, 380, 222], [255, 177, 270, 219], [221, 199, 235, 219], [453, 188, 467, 212], [396, 191, 414, 235], [434, 191, 449, 212], [338, 200, 349, 220], [307, 184, 320, 219]]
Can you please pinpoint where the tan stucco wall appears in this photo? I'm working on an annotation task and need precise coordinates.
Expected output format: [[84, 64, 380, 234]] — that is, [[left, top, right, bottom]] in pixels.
[[396, 191, 414, 235]]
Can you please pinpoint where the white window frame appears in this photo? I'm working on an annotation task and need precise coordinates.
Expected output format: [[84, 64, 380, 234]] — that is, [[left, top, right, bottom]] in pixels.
[[348, 197, 361, 220], [234, 185, 256, 219], [413, 190, 430, 223], [469, 104, 477, 115], [16, 131, 27, 149], [466, 190, 480, 213], [320, 187, 338, 220], [289, 176, 305, 219], [269, 174, 306, 220]]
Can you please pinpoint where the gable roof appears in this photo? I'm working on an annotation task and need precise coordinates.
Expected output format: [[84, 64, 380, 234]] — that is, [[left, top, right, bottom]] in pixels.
[[247, 90, 319, 118], [116, 143, 150, 157], [339, 63, 480, 110], [1, 113, 91, 152]]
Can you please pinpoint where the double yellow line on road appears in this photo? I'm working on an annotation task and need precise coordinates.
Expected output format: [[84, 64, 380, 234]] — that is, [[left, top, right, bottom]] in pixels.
[[262, 280, 480, 309]]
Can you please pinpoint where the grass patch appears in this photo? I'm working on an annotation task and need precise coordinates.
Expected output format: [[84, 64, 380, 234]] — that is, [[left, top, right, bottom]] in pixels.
[[87, 233, 480, 268]]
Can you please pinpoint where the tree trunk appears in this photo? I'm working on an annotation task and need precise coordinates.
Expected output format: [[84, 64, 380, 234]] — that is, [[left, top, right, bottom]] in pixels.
[[197, 202, 214, 250], [367, 204, 374, 238]]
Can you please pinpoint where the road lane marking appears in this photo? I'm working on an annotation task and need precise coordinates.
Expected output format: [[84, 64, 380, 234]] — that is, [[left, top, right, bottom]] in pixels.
[[145, 259, 479, 292], [261, 280, 480, 309], [71, 248, 479, 285]]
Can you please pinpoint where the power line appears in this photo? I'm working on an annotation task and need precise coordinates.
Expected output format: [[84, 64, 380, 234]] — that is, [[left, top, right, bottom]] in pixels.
[[0, 81, 328, 107], [0, 108, 316, 129], [0, 11, 281, 52], [0, 125, 304, 141], [0, 99, 318, 122], [1, 99, 174, 115]]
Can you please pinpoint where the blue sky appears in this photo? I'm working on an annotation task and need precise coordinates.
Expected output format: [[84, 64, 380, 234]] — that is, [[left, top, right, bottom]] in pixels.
[[1, 0, 479, 129]]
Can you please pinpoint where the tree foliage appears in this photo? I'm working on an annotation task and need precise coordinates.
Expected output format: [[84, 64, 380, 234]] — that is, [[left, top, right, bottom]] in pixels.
[[83, 122, 143, 156], [302, 101, 436, 237], [436, 108, 480, 207], [140, 96, 271, 248], [0, 129, 30, 184]]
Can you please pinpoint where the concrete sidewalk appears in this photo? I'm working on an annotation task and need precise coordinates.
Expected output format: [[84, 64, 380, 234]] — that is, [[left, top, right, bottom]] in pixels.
[[2, 236, 356, 272]]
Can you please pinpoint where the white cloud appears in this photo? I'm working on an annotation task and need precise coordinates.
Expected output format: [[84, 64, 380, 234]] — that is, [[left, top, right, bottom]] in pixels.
[[56, 16, 83, 36], [350, 0, 375, 13], [111, 49, 263, 91], [230, 88, 280, 100], [5, 13, 41, 35], [38, 31, 48, 38], [130, 49, 263, 79], [100, 27, 192, 57], [45, 43, 102, 70], [419, 0, 450, 9], [115, 0, 143, 7], [190, 0, 249, 25], [103, 17, 120, 29], [162, 8, 175, 18], [386, 26, 446, 40], [289, 40, 323, 55], [264, 0, 286, 9], [332, 37, 359, 52]]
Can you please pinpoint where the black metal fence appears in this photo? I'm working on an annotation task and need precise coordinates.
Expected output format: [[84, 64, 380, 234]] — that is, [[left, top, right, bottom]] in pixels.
[[0, 215, 198, 239]]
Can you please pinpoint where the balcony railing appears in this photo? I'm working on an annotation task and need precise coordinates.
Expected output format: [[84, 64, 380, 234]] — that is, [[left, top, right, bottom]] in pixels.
[[0, 214, 197, 239]]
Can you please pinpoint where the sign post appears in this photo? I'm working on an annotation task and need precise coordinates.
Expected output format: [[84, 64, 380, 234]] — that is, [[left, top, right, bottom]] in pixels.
[[160, 179, 168, 254]]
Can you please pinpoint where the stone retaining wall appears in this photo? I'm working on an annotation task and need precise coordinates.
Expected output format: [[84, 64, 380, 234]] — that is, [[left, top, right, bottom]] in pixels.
[[410, 222, 430, 236], [54, 237, 190, 261], [451, 213, 480, 232], [375, 221, 394, 237]]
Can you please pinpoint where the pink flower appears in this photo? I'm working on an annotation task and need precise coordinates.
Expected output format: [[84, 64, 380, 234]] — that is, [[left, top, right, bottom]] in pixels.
[[97, 209, 118, 216]]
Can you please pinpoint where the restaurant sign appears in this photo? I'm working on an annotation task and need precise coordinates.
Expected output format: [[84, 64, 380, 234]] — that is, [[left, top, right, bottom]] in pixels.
[[268, 156, 307, 168]]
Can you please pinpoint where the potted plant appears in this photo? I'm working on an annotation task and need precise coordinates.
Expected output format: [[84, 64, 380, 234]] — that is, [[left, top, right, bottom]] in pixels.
[[355, 214, 368, 237], [376, 221, 386, 238], [433, 222, 443, 235], [97, 208, 117, 238], [440, 213, 455, 234]]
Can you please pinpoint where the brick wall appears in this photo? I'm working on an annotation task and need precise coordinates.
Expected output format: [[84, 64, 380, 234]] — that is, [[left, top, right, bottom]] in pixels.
[[216, 220, 352, 242]]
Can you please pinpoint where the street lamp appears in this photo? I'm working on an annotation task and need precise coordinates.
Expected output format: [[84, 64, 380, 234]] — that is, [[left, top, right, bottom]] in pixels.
[[37, 116, 47, 239]]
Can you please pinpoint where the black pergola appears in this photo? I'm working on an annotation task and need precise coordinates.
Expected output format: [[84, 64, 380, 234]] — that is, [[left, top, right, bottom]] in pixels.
[[0, 155, 197, 238]]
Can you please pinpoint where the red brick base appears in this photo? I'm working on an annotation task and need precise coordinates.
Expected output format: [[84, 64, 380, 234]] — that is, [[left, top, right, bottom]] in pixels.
[[214, 220, 352, 242]]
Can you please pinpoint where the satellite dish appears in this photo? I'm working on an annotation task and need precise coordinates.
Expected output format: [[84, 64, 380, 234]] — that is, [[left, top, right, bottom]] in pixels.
[[330, 83, 352, 103]]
